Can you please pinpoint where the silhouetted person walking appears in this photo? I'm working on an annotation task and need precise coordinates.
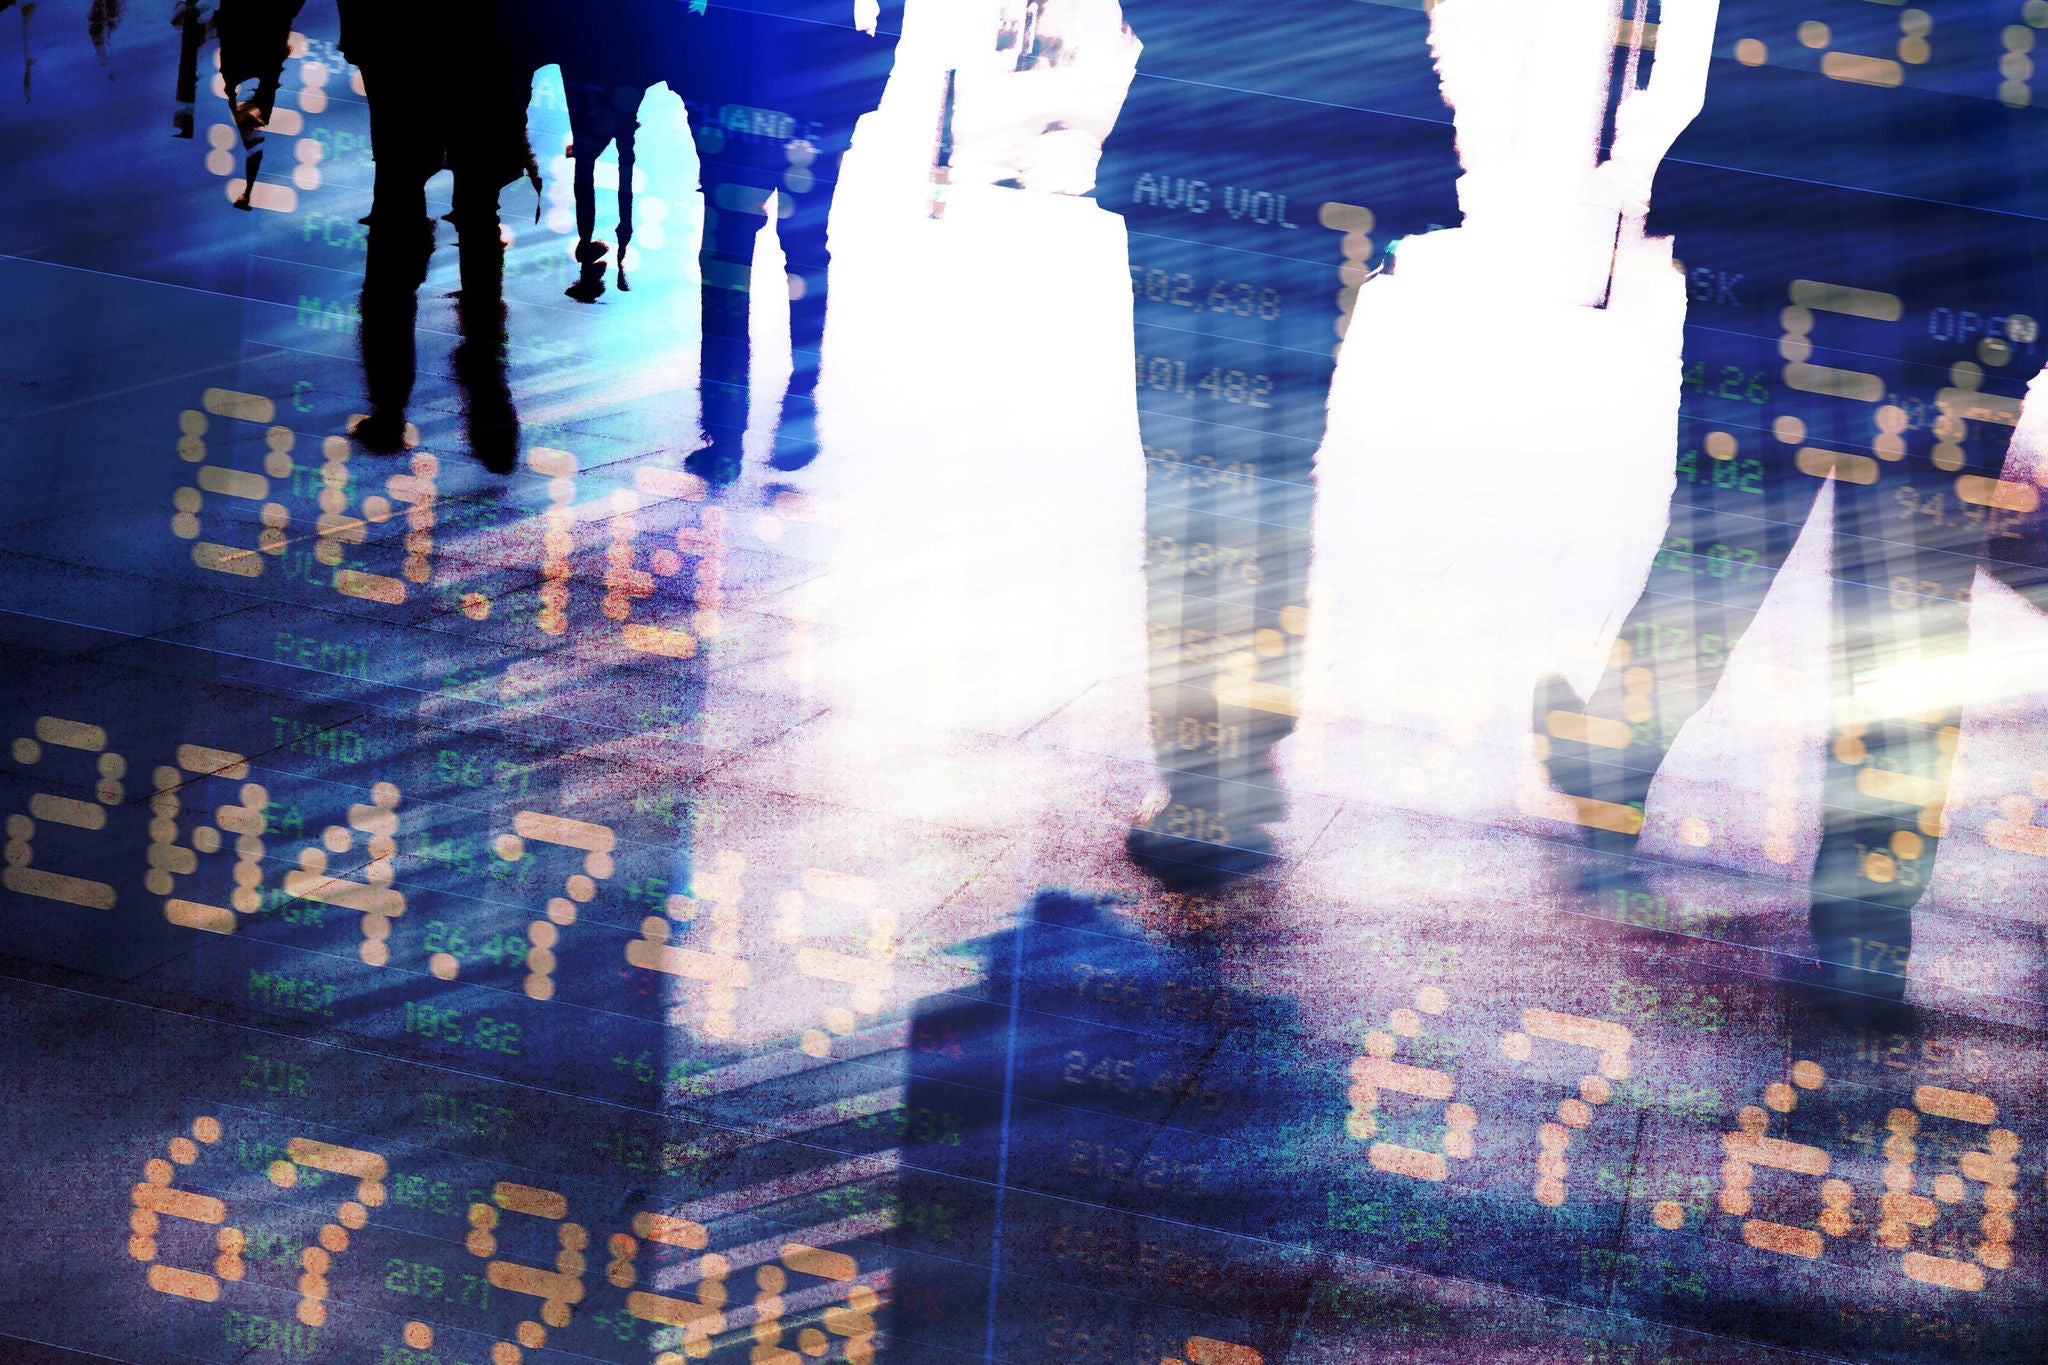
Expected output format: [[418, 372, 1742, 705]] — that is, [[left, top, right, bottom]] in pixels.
[[555, 0, 674, 302], [342, 0, 534, 463], [213, 0, 303, 208], [672, 0, 897, 478], [171, 0, 210, 137], [1535, 298, 2048, 1009]]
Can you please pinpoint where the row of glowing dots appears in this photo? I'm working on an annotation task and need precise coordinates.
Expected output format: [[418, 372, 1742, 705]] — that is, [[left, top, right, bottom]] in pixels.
[[135, 1118, 876, 1364], [2000, 1, 2048, 108], [627, 850, 897, 1056], [174, 393, 438, 606], [1742, 11, 1931, 80], [1774, 286, 2038, 499], [129, 1119, 373, 1326], [1726, 8, 2015, 91], [1829, 719, 1958, 887], [1702, 1060, 2019, 1292], [201, 36, 342, 210], [1541, 607, 2022, 872], [179, 395, 752, 644], [534, 445, 734, 657], [1529, 630, 1777, 855], [8, 715, 877, 1049], [313, 434, 441, 596], [1321, 201, 1375, 362], [1, 716, 611, 1003], [1341, 987, 2024, 1289], [592, 475, 727, 658], [3, 723, 266, 919], [1, 713, 751, 1032], [1985, 769, 2048, 858], [3, 718, 131, 910], [1596, 631, 1825, 867], [4, 716, 570, 995], [297, 801, 624, 1002], [367, 817, 891, 1055], [157, 755, 622, 1004], [1344, 987, 1633, 1208], [289, 780, 408, 964]]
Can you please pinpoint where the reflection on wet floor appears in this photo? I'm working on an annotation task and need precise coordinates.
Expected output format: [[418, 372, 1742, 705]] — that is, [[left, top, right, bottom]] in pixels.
[[4, 3, 2048, 1364]]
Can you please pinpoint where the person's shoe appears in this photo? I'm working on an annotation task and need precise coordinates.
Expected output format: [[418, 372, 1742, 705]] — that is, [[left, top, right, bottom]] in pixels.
[[684, 437, 745, 488], [767, 432, 817, 472], [467, 417, 519, 474], [564, 266, 606, 303], [348, 411, 409, 454], [768, 410, 820, 472], [173, 103, 195, 138]]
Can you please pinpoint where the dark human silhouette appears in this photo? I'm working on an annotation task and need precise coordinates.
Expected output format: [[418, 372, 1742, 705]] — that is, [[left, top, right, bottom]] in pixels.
[[213, 0, 304, 208], [88, 0, 122, 64], [165, 0, 899, 475], [8, 0, 35, 101], [451, 281, 521, 473], [891, 891, 1325, 1360], [171, 0, 210, 137], [555, 1, 673, 303], [671, 0, 898, 480], [340, 0, 534, 459]]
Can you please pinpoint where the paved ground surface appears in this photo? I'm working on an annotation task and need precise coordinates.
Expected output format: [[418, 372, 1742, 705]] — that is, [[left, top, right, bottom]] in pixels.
[[3, 4, 2047, 1364]]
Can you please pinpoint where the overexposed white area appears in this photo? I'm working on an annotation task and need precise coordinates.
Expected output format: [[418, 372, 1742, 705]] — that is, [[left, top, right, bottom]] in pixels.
[[745, 179, 1155, 836], [1278, 0, 2048, 1016], [1912, 366, 2048, 1011], [1287, 0, 1710, 812], [650, 0, 1158, 1047], [732, 0, 1154, 837], [520, 0, 2048, 1047]]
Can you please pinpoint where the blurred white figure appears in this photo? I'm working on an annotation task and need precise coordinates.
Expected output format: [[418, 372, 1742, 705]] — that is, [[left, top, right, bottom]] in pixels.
[[941, 0, 1143, 197], [651, 0, 1154, 1056], [723, 0, 1155, 867], [1288, 0, 1718, 817], [842, 0, 1141, 212]]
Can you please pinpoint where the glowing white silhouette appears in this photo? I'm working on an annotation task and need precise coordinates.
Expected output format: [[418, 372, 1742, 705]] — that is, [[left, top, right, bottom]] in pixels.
[[1290, 0, 1719, 818]]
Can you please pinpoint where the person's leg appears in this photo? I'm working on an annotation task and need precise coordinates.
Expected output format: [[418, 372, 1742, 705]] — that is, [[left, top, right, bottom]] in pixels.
[[564, 80, 611, 301], [445, 63, 530, 303], [613, 92, 641, 291], [443, 57, 532, 465], [352, 68, 435, 451], [1808, 706, 1952, 1003], [761, 30, 893, 469], [217, 61, 264, 205], [450, 172, 505, 305], [1807, 472, 1978, 1001], [173, 0, 207, 136], [249, 62, 284, 126], [1536, 429, 1823, 893], [354, 206, 430, 450], [453, 210, 517, 472], [767, 141, 833, 470], [684, 105, 773, 478]]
